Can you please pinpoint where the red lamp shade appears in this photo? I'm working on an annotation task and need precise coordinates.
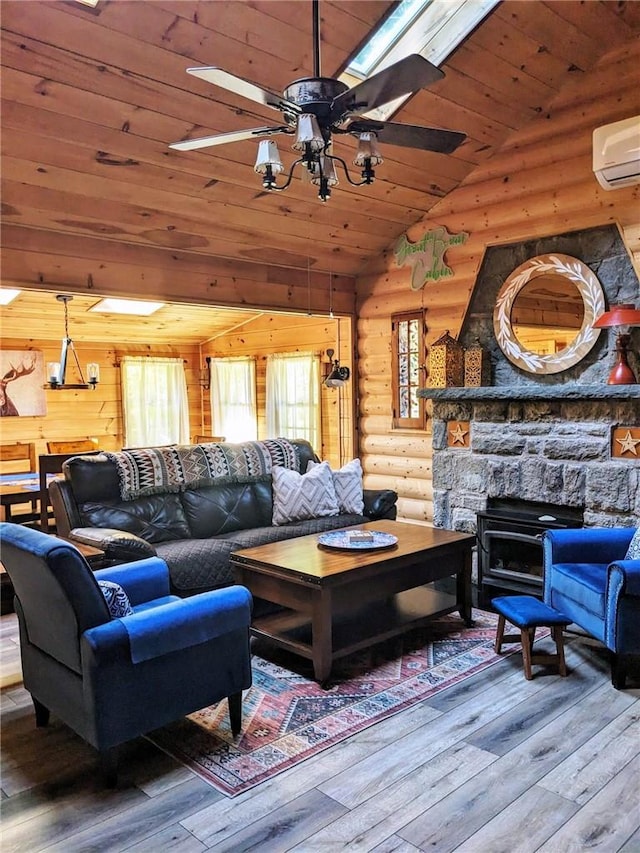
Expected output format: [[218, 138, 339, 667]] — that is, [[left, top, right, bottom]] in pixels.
[[593, 304, 640, 328], [593, 304, 640, 384]]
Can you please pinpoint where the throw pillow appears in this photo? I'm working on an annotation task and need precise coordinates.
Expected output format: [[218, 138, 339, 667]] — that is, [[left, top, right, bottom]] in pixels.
[[307, 458, 364, 514], [98, 580, 134, 618], [272, 461, 339, 525], [625, 528, 640, 560]]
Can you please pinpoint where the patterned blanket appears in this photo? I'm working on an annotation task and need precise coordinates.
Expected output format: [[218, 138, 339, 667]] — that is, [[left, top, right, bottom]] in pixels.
[[105, 439, 300, 501]]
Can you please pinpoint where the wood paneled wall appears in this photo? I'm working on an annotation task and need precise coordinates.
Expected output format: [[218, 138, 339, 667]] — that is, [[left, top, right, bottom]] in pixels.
[[0, 317, 352, 465], [356, 40, 640, 525], [205, 313, 354, 466], [0, 338, 203, 456]]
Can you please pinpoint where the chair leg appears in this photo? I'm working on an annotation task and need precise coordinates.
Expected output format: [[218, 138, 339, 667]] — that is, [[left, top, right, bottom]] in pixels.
[[495, 614, 506, 654], [611, 654, 627, 690], [33, 697, 50, 727], [520, 627, 535, 680], [99, 747, 119, 788], [552, 625, 568, 677], [228, 691, 243, 736]]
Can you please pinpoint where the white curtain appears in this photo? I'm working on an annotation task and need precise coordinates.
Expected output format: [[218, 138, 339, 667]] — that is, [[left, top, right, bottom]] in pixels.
[[121, 356, 190, 447], [266, 352, 320, 448], [209, 357, 257, 442]]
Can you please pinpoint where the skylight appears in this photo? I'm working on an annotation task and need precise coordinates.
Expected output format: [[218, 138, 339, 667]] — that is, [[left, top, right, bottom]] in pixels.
[[342, 0, 499, 121], [89, 298, 165, 316], [349, 0, 427, 78], [0, 289, 21, 306]]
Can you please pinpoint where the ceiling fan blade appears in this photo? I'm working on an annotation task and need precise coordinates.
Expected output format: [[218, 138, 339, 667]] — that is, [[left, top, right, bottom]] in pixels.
[[347, 119, 466, 154], [186, 67, 299, 114], [331, 55, 444, 122], [169, 126, 292, 151]]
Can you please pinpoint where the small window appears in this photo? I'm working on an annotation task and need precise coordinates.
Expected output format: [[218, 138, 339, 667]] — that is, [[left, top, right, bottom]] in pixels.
[[391, 311, 427, 429]]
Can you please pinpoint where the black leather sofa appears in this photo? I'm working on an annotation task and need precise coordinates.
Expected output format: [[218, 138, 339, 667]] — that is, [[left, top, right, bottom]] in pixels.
[[50, 439, 397, 597]]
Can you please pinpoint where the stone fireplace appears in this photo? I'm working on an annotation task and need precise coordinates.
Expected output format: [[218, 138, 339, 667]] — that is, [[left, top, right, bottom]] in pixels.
[[421, 225, 640, 543]]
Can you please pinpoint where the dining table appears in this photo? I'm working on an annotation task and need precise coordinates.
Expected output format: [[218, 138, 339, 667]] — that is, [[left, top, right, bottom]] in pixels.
[[0, 471, 54, 529]]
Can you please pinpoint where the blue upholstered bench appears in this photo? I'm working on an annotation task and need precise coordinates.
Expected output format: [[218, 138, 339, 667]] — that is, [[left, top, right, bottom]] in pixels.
[[492, 595, 571, 680]]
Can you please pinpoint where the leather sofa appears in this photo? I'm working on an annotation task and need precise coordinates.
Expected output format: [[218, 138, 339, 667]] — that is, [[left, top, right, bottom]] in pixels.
[[50, 439, 398, 597]]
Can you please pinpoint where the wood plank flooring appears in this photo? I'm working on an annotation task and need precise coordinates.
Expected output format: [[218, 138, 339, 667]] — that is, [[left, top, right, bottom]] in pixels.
[[1, 612, 639, 852]]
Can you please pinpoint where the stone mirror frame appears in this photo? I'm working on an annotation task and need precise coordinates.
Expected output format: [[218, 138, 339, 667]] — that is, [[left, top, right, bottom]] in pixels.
[[493, 253, 605, 374]]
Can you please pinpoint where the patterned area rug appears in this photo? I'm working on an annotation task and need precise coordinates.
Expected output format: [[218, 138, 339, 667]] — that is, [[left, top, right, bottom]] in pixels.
[[148, 609, 514, 797]]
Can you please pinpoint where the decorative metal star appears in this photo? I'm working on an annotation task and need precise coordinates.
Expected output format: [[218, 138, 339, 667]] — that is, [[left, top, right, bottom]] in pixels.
[[616, 429, 640, 456]]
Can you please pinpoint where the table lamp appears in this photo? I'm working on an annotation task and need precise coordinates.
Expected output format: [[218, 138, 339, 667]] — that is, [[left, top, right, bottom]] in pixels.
[[593, 303, 640, 384]]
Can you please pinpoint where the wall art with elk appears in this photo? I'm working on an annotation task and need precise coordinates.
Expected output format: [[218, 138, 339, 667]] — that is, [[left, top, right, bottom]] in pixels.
[[0, 351, 46, 417]]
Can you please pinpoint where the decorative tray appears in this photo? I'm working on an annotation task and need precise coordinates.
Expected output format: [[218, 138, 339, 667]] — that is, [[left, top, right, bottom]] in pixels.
[[317, 530, 398, 550]]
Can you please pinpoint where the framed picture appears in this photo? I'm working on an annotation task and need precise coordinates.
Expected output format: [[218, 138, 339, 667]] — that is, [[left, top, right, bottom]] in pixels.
[[0, 350, 46, 417]]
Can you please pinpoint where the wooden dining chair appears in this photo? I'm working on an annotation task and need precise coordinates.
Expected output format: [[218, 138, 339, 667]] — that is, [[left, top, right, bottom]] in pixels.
[[0, 442, 39, 525], [193, 435, 225, 443], [46, 439, 100, 454], [39, 450, 101, 532]]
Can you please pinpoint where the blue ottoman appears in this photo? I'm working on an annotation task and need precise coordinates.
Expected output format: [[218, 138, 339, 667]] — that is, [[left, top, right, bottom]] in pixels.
[[492, 595, 571, 680]]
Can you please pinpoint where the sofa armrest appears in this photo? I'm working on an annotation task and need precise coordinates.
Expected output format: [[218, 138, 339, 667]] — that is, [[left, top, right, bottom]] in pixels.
[[69, 528, 157, 564], [82, 585, 253, 664], [94, 557, 171, 605], [363, 488, 398, 521]]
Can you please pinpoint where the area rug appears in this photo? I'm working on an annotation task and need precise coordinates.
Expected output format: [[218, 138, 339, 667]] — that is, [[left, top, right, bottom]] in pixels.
[[148, 609, 517, 797]]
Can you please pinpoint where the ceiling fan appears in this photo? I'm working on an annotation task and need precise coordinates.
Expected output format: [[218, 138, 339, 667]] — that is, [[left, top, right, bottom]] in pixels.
[[169, 0, 466, 201]]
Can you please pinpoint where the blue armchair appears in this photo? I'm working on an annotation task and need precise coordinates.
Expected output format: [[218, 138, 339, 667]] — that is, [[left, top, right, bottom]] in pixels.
[[0, 523, 253, 783], [543, 527, 640, 689]]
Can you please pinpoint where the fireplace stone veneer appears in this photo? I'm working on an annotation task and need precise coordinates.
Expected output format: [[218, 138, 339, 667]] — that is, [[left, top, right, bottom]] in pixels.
[[426, 387, 639, 532]]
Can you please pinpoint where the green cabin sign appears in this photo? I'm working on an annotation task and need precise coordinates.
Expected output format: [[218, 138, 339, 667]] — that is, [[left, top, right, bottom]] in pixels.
[[395, 227, 468, 290]]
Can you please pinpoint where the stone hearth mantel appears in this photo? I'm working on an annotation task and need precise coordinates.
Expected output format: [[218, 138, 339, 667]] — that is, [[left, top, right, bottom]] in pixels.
[[420, 385, 640, 402]]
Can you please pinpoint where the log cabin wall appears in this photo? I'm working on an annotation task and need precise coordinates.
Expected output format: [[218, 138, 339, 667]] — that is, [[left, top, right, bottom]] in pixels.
[[0, 337, 203, 456], [356, 40, 640, 525], [204, 313, 354, 465]]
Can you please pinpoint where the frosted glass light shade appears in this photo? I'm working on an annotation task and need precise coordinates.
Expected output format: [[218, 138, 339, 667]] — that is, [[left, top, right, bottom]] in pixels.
[[254, 140, 284, 174], [48, 362, 61, 384], [311, 155, 339, 187], [354, 132, 383, 166], [292, 114, 324, 152]]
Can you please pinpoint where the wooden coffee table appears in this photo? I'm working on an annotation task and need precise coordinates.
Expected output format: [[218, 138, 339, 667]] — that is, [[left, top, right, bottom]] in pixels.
[[231, 520, 475, 683]]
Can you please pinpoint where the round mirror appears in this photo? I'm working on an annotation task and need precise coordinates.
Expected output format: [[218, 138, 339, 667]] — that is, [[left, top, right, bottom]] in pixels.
[[511, 276, 585, 355], [493, 254, 605, 374]]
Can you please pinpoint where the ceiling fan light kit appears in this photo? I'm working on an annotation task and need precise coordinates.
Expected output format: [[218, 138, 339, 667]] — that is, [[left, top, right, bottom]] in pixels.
[[169, 0, 466, 203]]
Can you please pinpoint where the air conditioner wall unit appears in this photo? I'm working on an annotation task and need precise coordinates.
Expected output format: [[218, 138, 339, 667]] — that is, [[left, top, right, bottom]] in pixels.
[[593, 115, 640, 191]]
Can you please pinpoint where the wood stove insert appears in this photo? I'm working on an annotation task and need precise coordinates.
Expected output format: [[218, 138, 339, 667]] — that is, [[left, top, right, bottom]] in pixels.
[[477, 498, 583, 607]]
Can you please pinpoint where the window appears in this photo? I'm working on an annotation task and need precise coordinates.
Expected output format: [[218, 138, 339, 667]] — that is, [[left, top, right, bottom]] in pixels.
[[392, 311, 426, 429], [209, 357, 257, 442], [266, 352, 321, 448], [341, 0, 499, 122], [121, 356, 190, 447]]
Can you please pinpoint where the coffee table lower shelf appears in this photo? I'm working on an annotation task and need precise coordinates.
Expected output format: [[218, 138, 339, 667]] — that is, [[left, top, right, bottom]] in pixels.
[[251, 584, 458, 680]]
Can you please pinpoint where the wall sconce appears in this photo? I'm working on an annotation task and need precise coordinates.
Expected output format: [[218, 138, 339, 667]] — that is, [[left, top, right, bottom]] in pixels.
[[199, 356, 211, 390], [593, 303, 640, 384], [324, 348, 350, 388], [47, 295, 99, 390]]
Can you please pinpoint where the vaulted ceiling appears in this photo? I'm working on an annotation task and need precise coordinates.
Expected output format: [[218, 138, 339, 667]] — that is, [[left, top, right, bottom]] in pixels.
[[2, 0, 640, 339]]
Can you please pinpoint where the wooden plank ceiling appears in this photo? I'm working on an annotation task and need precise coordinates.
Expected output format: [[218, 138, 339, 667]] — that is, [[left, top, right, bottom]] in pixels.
[[1, 0, 640, 341], [1, 289, 269, 346]]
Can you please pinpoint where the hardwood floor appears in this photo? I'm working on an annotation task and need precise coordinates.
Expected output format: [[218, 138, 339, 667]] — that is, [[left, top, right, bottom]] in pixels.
[[1, 611, 639, 852]]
